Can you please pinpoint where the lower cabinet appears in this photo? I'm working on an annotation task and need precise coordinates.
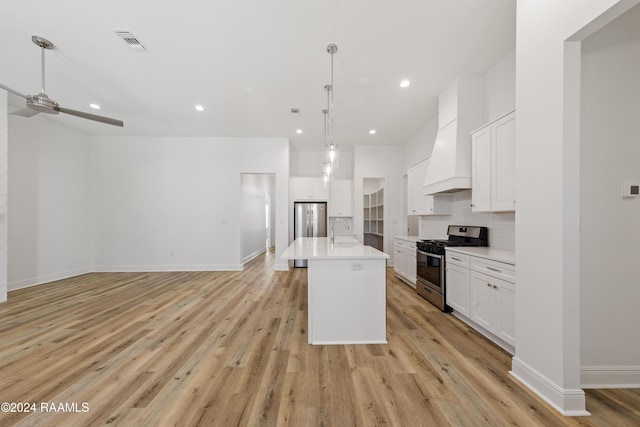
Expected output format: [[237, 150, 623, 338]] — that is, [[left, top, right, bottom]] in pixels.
[[394, 238, 416, 288], [446, 249, 515, 352], [470, 272, 515, 346], [446, 260, 471, 316], [406, 244, 417, 284]]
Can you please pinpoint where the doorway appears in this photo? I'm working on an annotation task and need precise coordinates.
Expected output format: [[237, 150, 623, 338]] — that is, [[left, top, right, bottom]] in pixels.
[[363, 177, 384, 251], [241, 173, 276, 265]]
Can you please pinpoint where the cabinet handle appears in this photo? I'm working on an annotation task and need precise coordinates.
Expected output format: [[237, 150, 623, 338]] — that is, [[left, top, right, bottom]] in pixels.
[[470, 204, 475, 207], [487, 283, 498, 289], [486, 266, 502, 273], [451, 257, 462, 262]]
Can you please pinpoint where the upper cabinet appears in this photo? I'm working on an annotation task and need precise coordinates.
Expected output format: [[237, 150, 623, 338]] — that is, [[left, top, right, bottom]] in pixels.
[[471, 111, 516, 213], [291, 177, 328, 201], [408, 159, 452, 216], [328, 179, 353, 217]]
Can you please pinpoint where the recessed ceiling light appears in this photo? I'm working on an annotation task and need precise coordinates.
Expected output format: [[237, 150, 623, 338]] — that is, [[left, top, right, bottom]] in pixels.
[[296, 129, 303, 134], [195, 105, 204, 112], [369, 129, 376, 135], [400, 80, 410, 88], [89, 103, 101, 110]]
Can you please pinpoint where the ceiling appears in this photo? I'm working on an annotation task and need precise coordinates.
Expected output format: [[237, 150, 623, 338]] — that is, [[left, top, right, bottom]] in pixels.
[[0, 0, 516, 151]]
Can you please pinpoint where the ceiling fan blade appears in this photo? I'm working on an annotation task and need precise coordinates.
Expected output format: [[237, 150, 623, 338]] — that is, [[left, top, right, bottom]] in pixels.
[[10, 107, 40, 117], [56, 106, 124, 127], [0, 82, 28, 99]]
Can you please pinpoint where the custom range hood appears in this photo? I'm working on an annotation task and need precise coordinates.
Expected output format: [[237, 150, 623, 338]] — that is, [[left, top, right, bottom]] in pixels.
[[423, 76, 483, 195]]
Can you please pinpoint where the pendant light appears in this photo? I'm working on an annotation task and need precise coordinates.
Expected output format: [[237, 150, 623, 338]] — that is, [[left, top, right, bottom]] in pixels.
[[321, 108, 330, 183], [322, 43, 339, 181]]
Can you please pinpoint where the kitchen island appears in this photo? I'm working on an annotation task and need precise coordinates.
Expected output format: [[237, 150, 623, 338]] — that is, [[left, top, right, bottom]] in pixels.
[[281, 237, 390, 345]]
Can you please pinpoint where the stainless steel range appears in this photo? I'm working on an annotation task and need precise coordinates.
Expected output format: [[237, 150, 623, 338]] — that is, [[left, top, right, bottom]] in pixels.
[[416, 225, 488, 311]]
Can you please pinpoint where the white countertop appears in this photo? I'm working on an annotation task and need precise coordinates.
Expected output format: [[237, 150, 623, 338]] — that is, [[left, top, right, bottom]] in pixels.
[[445, 246, 515, 265], [394, 235, 421, 243], [281, 237, 390, 260]]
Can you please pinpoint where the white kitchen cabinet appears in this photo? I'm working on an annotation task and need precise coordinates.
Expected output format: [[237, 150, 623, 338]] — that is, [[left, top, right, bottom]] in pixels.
[[445, 247, 515, 352], [445, 252, 471, 316], [291, 177, 328, 201], [394, 243, 406, 277], [471, 111, 515, 212], [393, 238, 416, 288], [406, 242, 417, 284], [407, 159, 452, 216], [471, 126, 492, 212], [328, 179, 353, 217], [471, 272, 515, 346], [491, 112, 516, 211], [470, 272, 495, 331]]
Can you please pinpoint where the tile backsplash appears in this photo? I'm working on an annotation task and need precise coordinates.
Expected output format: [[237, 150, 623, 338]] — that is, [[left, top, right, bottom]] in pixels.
[[418, 190, 515, 252]]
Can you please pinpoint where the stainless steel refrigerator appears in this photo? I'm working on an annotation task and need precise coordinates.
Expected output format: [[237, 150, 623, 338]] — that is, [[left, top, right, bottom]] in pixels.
[[293, 202, 327, 267]]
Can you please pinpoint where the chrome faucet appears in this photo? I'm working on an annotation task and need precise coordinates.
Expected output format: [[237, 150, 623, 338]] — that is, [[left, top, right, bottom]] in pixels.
[[330, 218, 350, 243]]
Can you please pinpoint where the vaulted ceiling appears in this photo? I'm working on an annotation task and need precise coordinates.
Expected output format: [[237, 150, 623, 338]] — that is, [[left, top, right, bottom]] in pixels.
[[0, 0, 516, 150]]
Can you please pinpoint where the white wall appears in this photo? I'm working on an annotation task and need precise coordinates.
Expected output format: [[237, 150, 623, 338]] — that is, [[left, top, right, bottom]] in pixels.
[[482, 50, 516, 123], [90, 136, 289, 271], [5, 119, 289, 287], [353, 145, 404, 255], [513, 0, 638, 415], [363, 177, 384, 194], [8, 114, 92, 290], [402, 118, 438, 172], [580, 8, 640, 387], [0, 91, 7, 302], [290, 148, 353, 179]]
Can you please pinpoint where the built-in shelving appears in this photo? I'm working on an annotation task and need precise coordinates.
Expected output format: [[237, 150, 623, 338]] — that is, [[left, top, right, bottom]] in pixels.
[[363, 188, 384, 251]]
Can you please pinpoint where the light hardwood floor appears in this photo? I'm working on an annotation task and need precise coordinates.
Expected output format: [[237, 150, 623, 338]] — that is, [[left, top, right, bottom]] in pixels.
[[0, 249, 638, 426]]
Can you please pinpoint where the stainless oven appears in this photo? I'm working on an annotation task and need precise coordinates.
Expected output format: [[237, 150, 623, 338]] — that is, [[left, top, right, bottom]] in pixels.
[[416, 225, 488, 312], [416, 249, 448, 311]]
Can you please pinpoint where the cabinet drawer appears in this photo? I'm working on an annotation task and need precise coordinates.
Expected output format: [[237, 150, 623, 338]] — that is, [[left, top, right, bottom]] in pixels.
[[470, 257, 515, 282], [446, 251, 470, 267], [394, 239, 411, 249]]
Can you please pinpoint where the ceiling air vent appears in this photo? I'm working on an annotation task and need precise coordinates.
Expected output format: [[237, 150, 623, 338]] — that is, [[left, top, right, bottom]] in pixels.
[[113, 29, 146, 51]]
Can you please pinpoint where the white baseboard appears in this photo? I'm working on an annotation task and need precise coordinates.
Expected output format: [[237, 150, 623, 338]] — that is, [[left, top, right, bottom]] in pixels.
[[274, 262, 290, 271], [242, 248, 266, 265], [450, 311, 514, 355], [510, 357, 590, 416], [92, 264, 243, 272], [8, 267, 92, 291], [581, 365, 640, 388]]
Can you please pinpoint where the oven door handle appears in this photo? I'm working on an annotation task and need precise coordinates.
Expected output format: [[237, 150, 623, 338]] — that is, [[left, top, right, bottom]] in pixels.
[[417, 249, 443, 259]]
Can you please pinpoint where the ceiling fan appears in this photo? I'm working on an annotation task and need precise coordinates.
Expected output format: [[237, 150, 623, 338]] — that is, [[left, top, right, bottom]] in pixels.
[[0, 36, 124, 127]]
